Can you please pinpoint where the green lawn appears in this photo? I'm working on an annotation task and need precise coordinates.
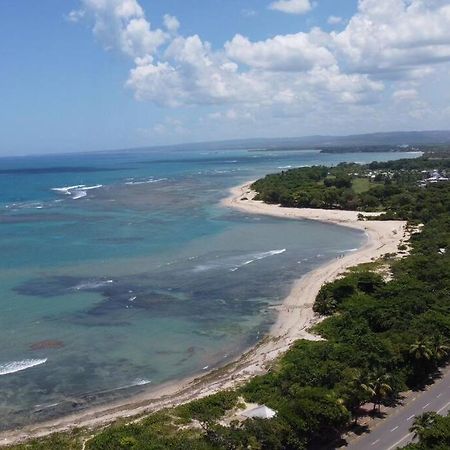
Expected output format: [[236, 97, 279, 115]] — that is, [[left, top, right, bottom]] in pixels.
[[351, 177, 373, 194]]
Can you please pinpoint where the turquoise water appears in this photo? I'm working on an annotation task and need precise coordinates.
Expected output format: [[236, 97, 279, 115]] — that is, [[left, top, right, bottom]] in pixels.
[[0, 148, 419, 429]]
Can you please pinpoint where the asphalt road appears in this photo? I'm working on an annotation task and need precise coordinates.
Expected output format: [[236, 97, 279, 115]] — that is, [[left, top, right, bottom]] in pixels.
[[345, 369, 450, 450]]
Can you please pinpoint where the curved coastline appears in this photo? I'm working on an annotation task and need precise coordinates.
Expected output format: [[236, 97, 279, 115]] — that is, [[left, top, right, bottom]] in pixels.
[[0, 181, 408, 446]]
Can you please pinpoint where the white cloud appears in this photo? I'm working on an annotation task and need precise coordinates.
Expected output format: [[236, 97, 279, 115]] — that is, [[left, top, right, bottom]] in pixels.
[[241, 9, 257, 18], [127, 35, 268, 106], [268, 0, 312, 15], [152, 117, 186, 135], [127, 51, 383, 108], [70, 0, 168, 59], [332, 0, 450, 76], [73, 0, 450, 138], [393, 89, 418, 102], [163, 14, 180, 34], [210, 108, 256, 122], [225, 32, 335, 71], [327, 15, 342, 25], [241, 8, 258, 18], [66, 9, 85, 22]]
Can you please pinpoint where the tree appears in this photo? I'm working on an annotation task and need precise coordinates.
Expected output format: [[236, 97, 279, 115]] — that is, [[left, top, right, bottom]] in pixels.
[[361, 372, 393, 412], [431, 335, 449, 364], [403, 412, 450, 449], [409, 412, 438, 440], [356, 272, 384, 294], [409, 338, 433, 362], [334, 175, 352, 189], [347, 371, 372, 424]]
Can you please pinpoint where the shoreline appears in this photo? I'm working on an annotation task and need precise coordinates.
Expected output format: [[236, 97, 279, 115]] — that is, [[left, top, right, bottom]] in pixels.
[[0, 182, 407, 446], [222, 182, 407, 352]]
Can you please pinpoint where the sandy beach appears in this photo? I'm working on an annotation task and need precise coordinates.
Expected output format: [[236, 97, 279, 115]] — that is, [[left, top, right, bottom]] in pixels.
[[0, 182, 408, 446]]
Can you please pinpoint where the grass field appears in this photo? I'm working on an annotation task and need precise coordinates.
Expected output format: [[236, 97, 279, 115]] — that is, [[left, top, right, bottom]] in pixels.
[[351, 177, 374, 194]]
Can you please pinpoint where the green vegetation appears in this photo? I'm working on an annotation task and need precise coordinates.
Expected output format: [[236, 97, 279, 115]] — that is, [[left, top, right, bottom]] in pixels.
[[6, 157, 450, 450], [85, 412, 214, 450], [402, 412, 450, 449], [319, 143, 450, 156], [176, 390, 240, 424], [5, 430, 85, 450], [252, 156, 450, 219], [349, 177, 373, 194], [319, 145, 411, 154]]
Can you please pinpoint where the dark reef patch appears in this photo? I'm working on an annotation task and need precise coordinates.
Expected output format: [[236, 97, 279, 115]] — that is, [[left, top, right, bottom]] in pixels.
[[96, 237, 145, 244], [30, 340, 64, 350], [0, 213, 77, 224], [14, 268, 276, 328]]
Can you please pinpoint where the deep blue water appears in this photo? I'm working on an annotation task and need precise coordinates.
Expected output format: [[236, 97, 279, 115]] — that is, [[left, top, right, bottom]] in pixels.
[[0, 147, 419, 429]]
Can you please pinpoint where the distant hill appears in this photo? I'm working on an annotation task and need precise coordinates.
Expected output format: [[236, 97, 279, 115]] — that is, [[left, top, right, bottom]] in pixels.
[[311, 130, 450, 147], [111, 130, 450, 154]]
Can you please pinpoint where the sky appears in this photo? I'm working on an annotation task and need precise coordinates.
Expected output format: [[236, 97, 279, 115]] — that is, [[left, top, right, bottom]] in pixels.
[[1, 0, 450, 155]]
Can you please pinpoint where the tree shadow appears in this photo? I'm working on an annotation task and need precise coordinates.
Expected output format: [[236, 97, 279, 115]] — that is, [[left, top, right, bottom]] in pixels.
[[349, 422, 370, 436], [370, 409, 388, 419], [385, 393, 406, 408], [411, 369, 444, 392]]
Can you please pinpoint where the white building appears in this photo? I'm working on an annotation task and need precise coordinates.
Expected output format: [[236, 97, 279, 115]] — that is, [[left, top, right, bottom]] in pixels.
[[241, 405, 277, 419]]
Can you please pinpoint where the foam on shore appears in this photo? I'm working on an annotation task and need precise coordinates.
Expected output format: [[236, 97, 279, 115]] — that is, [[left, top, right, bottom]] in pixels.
[[0, 359, 47, 376]]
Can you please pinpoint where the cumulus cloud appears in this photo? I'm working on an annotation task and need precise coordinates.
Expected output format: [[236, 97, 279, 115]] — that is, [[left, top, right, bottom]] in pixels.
[[268, 0, 313, 15], [209, 108, 256, 122], [126, 28, 381, 108], [66, 9, 85, 22], [126, 35, 267, 106], [163, 14, 180, 34], [393, 89, 418, 102], [327, 15, 343, 25], [72, 0, 450, 135], [225, 32, 335, 71], [332, 0, 450, 76], [69, 0, 167, 59]]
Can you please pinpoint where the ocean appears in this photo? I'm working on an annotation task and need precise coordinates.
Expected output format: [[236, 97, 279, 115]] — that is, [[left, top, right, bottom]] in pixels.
[[0, 147, 419, 429]]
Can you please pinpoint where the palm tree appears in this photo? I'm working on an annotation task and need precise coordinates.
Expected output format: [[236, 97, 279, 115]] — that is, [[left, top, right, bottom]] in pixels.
[[409, 338, 433, 361], [349, 371, 371, 424], [432, 335, 450, 363], [361, 372, 393, 412], [409, 412, 438, 439]]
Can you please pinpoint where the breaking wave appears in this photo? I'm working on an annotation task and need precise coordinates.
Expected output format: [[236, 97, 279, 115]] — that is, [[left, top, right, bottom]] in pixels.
[[131, 378, 151, 386], [0, 358, 47, 376], [194, 249, 286, 273], [110, 378, 152, 392], [52, 184, 102, 200], [230, 249, 286, 271], [125, 178, 168, 185], [3, 201, 46, 210], [73, 280, 114, 290], [333, 248, 359, 254]]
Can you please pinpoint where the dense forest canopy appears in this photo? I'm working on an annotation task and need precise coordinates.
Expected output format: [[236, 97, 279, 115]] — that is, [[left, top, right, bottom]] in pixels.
[[252, 157, 450, 220]]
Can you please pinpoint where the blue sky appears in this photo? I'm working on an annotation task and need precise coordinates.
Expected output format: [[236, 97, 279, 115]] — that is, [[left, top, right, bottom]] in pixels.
[[1, 0, 450, 155]]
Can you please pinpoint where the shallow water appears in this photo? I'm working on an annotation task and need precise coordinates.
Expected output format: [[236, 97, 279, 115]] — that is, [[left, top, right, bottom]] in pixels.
[[0, 148, 419, 428]]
